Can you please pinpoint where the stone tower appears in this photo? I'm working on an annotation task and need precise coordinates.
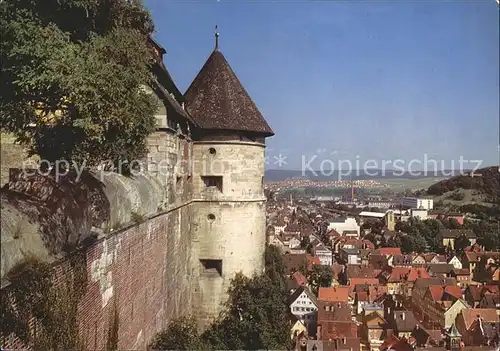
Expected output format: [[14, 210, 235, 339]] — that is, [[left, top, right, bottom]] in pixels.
[[185, 31, 274, 326]]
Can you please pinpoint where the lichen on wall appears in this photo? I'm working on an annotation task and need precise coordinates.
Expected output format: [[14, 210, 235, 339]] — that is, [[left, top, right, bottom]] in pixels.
[[90, 239, 115, 308]]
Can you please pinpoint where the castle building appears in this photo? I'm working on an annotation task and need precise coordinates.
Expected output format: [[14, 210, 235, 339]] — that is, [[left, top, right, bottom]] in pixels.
[[184, 31, 274, 324], [146, 31, 274, 325], [0, 30, 273, 349]]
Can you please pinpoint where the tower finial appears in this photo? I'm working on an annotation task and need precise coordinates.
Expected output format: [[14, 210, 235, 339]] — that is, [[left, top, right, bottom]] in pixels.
[[215, 25, 220, 51]]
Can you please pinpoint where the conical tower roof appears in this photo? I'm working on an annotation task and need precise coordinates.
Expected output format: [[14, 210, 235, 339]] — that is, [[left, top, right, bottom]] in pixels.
[[185, 43, 274, 136]]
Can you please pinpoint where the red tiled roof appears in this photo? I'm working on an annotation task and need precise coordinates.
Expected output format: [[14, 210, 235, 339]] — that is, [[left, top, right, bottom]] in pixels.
[[318, 286, 350, 303], [465, 252, 479, 262], [317, 300, 351, 322], [386, 267, 411, 283], [444, 285, 463, 300], [356, 291, 369, 301], [461, 308, 500, 330], [466, 285, 485, 301], [426, 285, 462, 302], [376, 247, 402, 256], [307, 254, 320, 268], [407, 267, 432, 282], [319, 321, 358, 340], [349, 278, 379, 292], [332, 264, 344, 278], [347, 265, 378, 279], [369, 285, 388, 301], [328, 229, 341, 237], [428, 286, 444, 301], [292, 271, 307, 286]]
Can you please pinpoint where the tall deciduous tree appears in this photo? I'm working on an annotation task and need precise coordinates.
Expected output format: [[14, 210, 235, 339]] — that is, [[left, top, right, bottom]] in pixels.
[[1, 0, 157, 172]]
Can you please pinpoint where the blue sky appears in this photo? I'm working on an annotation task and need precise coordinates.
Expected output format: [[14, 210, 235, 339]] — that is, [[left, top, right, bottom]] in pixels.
[[145, 0, 499, 170]]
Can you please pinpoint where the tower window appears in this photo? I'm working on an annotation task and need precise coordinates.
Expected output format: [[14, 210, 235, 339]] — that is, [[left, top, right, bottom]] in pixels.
[[207, 213, 216, 221], [208, 147, 216, 155], [200, 259, 222, 276], [201, 176, 223, 192]]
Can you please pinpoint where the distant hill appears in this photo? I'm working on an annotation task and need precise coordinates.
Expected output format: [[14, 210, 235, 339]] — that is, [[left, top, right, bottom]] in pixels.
[[264, 169, 468, 182], [427, 166, 499, 202]]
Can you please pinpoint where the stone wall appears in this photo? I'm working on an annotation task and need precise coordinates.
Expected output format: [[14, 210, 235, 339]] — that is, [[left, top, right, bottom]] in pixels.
[[191, 141, 267, 326], [0, 127, 198, 349], [0, 129, 268, 347]]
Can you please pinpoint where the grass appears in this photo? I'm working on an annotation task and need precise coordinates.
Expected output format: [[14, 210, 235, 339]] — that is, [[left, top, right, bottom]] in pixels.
[[380, 177, 447, 190]]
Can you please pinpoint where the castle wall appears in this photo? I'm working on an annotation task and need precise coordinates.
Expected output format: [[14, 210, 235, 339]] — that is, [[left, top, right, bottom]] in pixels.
[[0, 126, 197, 350], [191, 141, 266, 326], [1, 119, 268, 347]]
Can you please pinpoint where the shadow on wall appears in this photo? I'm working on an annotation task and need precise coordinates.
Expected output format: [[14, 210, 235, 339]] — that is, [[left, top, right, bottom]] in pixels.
[[3, 169, 109, 255], [1, 168, 165, 280]]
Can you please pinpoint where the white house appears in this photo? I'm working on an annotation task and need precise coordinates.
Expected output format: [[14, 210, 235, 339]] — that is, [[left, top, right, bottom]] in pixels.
[[410, 208, 428, 220], [289, 236, 301, 249], [327, 217, 360, 237], [448, 255, 463, 270], [340, 248, 361, 265], [289, 286, 318, 334], [401, 197, 434, 210], [314, 243, 333, 266]]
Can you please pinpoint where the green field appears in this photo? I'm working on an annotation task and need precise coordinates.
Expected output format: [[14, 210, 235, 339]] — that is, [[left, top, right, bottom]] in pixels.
[[380, 177, 448, 190], [281, 177, 449, 198]]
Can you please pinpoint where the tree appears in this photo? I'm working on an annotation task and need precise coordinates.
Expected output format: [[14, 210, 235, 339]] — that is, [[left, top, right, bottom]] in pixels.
[[477, 231, 500, 252], [454, 235, 471, 252], [363, 233, 377, 247], [443, 218, 461, 230], [264, 244, 286, 288], [1, 0, 157, 172], [149, 316, 204, 350], [307, 265, 333, 295], [300, 236, 312, 254], [412, 234, 428, 253], [201, 271, 292, 350]]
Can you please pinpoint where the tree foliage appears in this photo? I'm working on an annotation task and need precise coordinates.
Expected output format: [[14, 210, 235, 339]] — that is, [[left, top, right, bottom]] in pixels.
[[427, 166, 499, 202], [1, 254, 87, 349], [149, 316, 205, 350], [307, 264, 333, 295], [454, 235, 471, 252], [0, 0, 157, 171]]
